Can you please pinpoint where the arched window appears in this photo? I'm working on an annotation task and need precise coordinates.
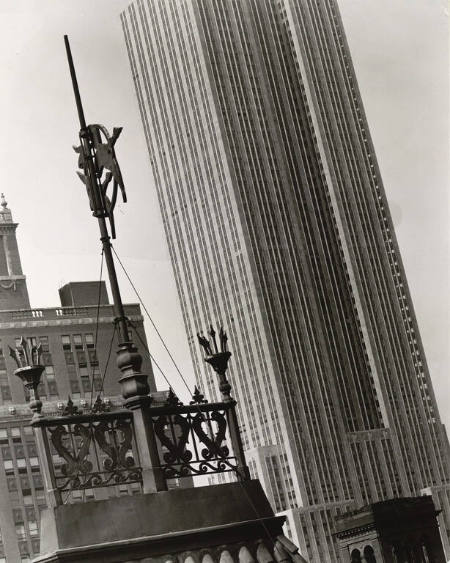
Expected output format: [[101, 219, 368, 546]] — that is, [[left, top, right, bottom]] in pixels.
[[363, 545, 377, 563], [350, 549, 362, 563]]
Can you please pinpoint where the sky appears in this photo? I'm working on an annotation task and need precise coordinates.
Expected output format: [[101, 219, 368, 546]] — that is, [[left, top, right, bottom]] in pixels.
[[0, 1, 448, 422]]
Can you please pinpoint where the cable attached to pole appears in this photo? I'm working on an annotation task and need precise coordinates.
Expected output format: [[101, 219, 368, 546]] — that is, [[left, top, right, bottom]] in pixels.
[[89, 250, 104, 407], [98, 323, 117, 397], [111, 245, 194, 396], [128, 320, 176, 393]]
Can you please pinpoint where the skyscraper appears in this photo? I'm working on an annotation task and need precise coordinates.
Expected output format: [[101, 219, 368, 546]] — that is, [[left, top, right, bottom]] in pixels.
[[0, 197, 154, 562], [121, 1, 450, 560]]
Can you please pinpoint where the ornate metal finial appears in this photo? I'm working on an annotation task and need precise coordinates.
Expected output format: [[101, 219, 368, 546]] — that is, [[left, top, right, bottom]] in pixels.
[[9, 337, 42, 369], [9, 337, 44, 421], [197, 333, 213, 356], [190, 385, 207, 405], [60, 397, 82, 417], [165, 387, 183, 407], [0, 193, 7, 209], [197, 326, 229, 356], [197, 325, 232, 401], [92, 394, 111, 413], [209, 325, 218, 353]]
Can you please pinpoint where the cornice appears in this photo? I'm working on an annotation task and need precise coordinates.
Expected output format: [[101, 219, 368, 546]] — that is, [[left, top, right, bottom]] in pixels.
[[335, 523, 376, 539], [0, 314, 144, 330]]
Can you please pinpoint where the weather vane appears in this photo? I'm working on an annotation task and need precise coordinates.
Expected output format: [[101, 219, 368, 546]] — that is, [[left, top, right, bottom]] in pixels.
[[64, 35, 126, 239], [63, 35, 133, 348]]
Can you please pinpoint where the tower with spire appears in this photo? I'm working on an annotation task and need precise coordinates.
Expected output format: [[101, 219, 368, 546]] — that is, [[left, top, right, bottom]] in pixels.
[[0, 194, 30, 310]]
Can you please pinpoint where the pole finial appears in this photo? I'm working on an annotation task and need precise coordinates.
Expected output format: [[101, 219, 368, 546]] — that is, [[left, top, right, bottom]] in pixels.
[[197, 324, 232, 401]]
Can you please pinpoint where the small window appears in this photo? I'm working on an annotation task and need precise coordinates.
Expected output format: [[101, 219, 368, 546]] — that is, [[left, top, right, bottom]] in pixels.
[[77, 351, 87, 367], [73, 335, 83, 350], [1, 385, 12, 401], [7, 477, 17, 491], [85, 333, 94, 348], [81, 377, 91, 392], [42, 352, 53, 366], [15, 523, 26, 537], [11, 427, 21, 442], [33, 474, 43, 490], [64, 351, 75, 365], [88, 349, 98, 366], [70, 380, 80, 393], [61, 335, 71, 351], [25, 506, 35, 521]]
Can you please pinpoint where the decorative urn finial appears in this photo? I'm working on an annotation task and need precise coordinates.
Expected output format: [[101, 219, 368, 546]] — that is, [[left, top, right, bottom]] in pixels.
[[0, 193, 7, 210], [9, 337, 45, 421], [197, 326, 232, 401]]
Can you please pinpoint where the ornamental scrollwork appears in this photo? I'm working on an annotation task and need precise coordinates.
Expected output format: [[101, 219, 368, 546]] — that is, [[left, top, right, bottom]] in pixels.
[[49, 423, 93, 478], [94, 418, 135, 471], [154, 413, 192, 465], [192, 410, 229, 460], [46, 415, 142, 493], [152, 407, 236, 479]]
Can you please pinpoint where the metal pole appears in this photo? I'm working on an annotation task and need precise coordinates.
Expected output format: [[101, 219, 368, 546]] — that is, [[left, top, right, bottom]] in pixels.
[[63, 38, 167, 491], [64, 35, 130, 346]]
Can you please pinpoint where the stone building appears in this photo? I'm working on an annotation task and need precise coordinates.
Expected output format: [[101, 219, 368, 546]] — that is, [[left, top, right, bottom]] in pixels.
[[335, 496, 446, 562], [0, 197, 154, 562], [120, 1, 450, 559]]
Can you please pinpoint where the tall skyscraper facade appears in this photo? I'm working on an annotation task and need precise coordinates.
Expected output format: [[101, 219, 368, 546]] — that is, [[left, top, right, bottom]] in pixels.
[[121, 1, 450, 560], [0, 198, 155, 562]]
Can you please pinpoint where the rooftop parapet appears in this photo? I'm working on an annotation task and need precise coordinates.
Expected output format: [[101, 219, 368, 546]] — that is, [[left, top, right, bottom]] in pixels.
[[0, 303, 142, 323]]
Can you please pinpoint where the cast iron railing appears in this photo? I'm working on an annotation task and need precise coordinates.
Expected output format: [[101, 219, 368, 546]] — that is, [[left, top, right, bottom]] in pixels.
[[35, 409, 142, 501], [11, 326, 249, 506], [30, 390, 245, 504], [151, 400, 238, 479]]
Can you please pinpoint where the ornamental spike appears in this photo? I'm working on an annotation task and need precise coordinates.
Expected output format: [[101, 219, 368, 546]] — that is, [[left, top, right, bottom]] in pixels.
[[209, 325, 218, 354]]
